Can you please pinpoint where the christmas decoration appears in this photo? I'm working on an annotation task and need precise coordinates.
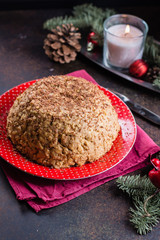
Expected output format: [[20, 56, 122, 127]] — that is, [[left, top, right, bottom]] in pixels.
[[143, 36, 160, 66], [145, 66, 160, 82], [87, 32, 99, 46], [117, 173, 160, 235], [129, 59, 148, 78], [149, 158, 160, 189], [153, 78, 160, 88], [43, 4, 116, 46], [143, 65, 160, 88], [87, 32, 99, 51], [43, 24, 81, 64], [43, 4, 160, 88]]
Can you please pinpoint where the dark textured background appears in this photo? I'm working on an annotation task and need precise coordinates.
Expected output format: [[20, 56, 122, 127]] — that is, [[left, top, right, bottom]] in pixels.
[[0, 0, 160, 10]]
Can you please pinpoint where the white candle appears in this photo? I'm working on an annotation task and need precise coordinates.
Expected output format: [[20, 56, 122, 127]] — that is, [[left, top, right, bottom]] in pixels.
[[106, 24, 143, 68]]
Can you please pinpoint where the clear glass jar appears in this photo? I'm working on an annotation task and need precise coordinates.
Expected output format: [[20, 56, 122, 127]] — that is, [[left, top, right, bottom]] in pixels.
[[103, 14, 148, 70]]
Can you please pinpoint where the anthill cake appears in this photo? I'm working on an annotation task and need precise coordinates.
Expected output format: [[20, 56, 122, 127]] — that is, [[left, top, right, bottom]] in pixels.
[[7, 75, 120, 169]]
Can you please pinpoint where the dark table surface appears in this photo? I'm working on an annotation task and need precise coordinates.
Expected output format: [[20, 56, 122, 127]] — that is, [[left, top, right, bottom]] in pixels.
[[0, 4, 160, 240]]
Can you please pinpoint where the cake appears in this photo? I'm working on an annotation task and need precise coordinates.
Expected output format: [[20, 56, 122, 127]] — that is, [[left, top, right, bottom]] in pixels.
[[7, 75, 120, 169]]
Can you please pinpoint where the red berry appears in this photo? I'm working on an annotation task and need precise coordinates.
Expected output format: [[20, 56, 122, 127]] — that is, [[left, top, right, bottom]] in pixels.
[[149, 169, 160, 189], [151, 158, 160, 169]]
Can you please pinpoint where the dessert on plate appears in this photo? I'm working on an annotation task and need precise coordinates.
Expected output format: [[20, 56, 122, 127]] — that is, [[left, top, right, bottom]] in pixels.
[[7, 75, 120, 169]]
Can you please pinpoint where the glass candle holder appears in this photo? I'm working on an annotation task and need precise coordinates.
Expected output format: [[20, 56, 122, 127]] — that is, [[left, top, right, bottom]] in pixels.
[[103, 14, 148, 70]]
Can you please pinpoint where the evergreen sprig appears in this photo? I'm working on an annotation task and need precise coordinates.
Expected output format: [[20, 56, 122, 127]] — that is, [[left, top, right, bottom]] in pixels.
[[143, 37, 160, 66], [130, 197, 160, 235], [117, 175, 155, 197], [117, 175, 160, 235], [43, 16, 89, 31], [153, 78, 160, 89]]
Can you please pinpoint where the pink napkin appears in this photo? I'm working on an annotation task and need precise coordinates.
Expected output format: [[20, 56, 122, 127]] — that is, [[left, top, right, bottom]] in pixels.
[[1, 69, 160, 212]]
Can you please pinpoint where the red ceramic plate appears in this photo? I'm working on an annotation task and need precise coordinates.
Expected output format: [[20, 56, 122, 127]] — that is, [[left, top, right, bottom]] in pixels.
[[0, 80, 136, 180]]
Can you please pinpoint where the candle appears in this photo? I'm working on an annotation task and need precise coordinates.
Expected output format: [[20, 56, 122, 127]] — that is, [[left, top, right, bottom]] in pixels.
[[103, 14, 148, 70], [107, 24, 143, 68]]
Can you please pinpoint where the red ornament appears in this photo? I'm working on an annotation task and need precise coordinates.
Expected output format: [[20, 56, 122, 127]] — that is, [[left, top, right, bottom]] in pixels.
[[87, 32, 98, 46], [87, 32, 98, 51], [129, 59, 148, 78], [151, 158, 160, 169], [148, 158, 160, 189]]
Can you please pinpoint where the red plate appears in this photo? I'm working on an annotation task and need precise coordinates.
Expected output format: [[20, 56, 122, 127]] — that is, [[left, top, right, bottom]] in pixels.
[[0, 81, 136, 180]]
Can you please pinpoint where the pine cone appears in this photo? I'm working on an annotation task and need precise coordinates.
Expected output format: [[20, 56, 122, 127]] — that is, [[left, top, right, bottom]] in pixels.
[[43, 24, 81, 64], [145, 66, 160, 83]]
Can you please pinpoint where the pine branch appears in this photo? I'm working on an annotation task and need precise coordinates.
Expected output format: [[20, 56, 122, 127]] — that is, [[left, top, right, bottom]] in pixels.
[[116, 175, 156, 197], [116, 174, 160, 235], [130, 191, 160, 235], [73, 3, 105, 18], [73, 4, 116, 44], [153, 78, 160, 89], [143, 36, 160, 66], [130, 203, 160, 235], [43, 16, 89, 30]]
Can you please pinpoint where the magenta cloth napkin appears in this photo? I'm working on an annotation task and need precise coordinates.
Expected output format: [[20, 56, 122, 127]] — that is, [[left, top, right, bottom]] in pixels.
[[1, 69, 160, 212]]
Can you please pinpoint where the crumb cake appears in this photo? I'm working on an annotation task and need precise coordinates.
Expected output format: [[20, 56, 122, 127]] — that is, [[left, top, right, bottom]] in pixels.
[[7, 75, 120, 169]]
